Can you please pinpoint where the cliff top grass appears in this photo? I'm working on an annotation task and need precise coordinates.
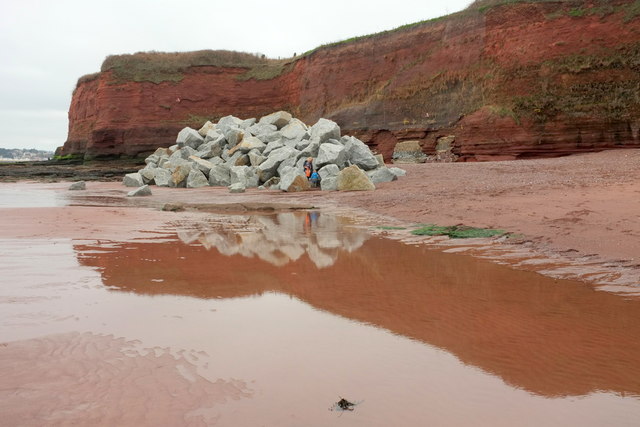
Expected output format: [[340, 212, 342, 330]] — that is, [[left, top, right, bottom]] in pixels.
[[98, 49, 278, 84]]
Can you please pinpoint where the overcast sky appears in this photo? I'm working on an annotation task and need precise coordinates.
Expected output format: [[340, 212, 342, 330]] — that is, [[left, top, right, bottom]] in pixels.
[[0, 0, 471, 152]]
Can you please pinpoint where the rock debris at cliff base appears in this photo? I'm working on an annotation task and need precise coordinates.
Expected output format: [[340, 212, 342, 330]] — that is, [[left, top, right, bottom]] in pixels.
[[123, 111, 406, 192]]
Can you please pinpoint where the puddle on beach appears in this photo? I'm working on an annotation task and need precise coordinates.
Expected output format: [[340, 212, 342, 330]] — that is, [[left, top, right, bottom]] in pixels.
[[0, 184, 66, 208], [2, 200, 640, 425]]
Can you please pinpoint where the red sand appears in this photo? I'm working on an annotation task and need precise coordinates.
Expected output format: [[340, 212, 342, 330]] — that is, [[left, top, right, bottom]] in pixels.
[[3, 149, 637, 289]]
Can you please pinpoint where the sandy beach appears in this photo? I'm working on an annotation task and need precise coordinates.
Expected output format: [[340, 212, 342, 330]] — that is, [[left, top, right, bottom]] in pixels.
[[1, 148, 639, 426]]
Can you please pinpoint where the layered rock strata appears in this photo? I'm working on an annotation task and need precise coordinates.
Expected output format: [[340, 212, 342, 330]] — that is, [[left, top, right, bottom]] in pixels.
[[64, 0, 640, 161]]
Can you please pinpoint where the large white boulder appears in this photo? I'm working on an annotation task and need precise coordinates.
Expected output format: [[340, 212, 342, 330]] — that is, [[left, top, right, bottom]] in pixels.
[[344, 136, 379, 171], [186, 170, 209, 188], [177, 127, 205, 149], [258, 111, 292, 129], [309, 118, 340, 143], [208, 165, 231, 187], [318, 164, 339, 181], [230, 135, 266, 154], [154, 169, 172, 187], [230, 166, 259, 188], [198, 121, 216, 137], [316, 143, 347, 169], [170, 164, 191, 188], [123, 172, 144, 187], [366, 167, 398, 184], [127, 185, 152, 197], [281, 118, 308, 141], [337, 165, 375, 191], [257, 146, 298, 182]]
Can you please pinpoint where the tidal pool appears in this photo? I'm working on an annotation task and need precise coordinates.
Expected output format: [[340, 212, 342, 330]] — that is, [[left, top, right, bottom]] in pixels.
[[1, 205, 639, 426]]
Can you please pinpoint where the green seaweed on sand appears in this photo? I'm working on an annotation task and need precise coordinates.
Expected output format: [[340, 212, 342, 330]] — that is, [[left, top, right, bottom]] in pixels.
[[411, 224, 505, 239]]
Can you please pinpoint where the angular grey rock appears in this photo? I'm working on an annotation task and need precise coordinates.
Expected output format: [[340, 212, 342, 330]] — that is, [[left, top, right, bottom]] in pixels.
[[217, 115, 243, 130], [263, 140, 284, 156], [127, 185, 152, 197], [248, 122, 277, 138], [258, 111, 292, 129], [153, 147, 170, 157], [230, 166, 259, 188], [188, 156, 215, 176], [375, 154, 385, 167], [298, 140, 320, 159], [176, 127, 205, 149], [235, 154, 250, 166], [309, 118, 340, 143], [277, 156, 298, 178], [283, 175, 310, 192], [389, 167, 407, 177], [209, 157, 224, 166], [186, 170, 209, 188], [279, 167, 306, 192], [316, 143, 347, 169], [257, 146, 298, 182], [283, 139, 299, 149], [123, 172, 144, 187], [281, 118, 309, 141], [145, 154, 160, 165], [260, 131, 283, 143], [140, 167, 156, 184], [366, 167, 398, 184], [225, 150, 244, 167], [392, 140, 427, 164], [170, 164, 191, 188], [169, 146, 197, 162], [208, 164, 231, 187], [228, 183, 246, 193], [240, 118, 257, 129], [223, 127, 244, 147], [249, 152, 266, 167], [232, 135, 266, 154], [262, 176, 280, 189], [344, 136, 379, 170], [68, 181, 86, 191], [197, 140, 224, 159], [154, 168, 172, 187], [320, 176, 338, 191], [203, 129, 225, 144], [294, 139, 311, 151], [158, 157, 169, 168], [337, 165, 375, 191], [318, 164, 339, 181], [198, 121, 216, 137]]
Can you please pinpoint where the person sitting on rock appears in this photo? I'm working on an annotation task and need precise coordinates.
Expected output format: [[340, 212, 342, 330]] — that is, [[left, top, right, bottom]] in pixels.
[[310, 170, 320, 188], [303, 157, 313, 179]]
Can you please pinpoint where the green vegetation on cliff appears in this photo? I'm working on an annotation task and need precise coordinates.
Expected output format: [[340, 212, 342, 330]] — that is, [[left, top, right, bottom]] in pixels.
[[100, 50, 273, 84], [73, 50, 296, 86]]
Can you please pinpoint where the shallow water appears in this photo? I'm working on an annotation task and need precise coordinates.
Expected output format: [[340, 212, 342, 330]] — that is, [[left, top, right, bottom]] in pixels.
[[1, 202, 640, 425]]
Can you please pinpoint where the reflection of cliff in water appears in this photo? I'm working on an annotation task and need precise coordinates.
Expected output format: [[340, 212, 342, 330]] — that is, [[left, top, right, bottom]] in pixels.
[[176, 212, 368, 269], [75, 213, 640, 400]]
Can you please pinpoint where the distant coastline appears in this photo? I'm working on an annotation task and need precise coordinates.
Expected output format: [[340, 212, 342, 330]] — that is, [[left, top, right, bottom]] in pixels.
[[0, 148, 53, 162]]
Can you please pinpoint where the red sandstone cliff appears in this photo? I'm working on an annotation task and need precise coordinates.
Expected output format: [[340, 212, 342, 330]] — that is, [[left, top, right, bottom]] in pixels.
[[62, 0, 640, 160]]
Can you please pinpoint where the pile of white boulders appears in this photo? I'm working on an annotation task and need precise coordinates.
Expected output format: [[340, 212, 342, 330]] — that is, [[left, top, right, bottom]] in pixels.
[[123, 111, 405, 193]]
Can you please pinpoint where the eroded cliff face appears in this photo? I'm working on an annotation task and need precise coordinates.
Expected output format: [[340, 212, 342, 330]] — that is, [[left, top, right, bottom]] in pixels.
[[62, 0, 640, 160]]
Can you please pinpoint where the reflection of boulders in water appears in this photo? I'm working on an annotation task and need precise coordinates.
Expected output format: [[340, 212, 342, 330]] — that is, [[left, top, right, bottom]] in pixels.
[[176, 212, 368, 269]]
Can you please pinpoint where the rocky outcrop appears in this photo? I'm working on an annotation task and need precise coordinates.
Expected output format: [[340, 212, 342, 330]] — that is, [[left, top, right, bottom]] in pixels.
[[63, 0, 640, 161], [129, 113, 400, 192]]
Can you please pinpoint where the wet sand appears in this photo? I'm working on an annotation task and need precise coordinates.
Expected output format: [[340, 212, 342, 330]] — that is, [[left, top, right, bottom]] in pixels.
[[1, 149, 640, 425]]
